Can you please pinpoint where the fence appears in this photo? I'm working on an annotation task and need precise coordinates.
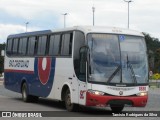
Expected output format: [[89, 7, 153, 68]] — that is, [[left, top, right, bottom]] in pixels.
[[149, 80, 160, 88]]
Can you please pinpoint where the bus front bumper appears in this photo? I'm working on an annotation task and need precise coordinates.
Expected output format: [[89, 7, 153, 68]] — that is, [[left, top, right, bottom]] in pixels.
[[86, 92, 148, 107]]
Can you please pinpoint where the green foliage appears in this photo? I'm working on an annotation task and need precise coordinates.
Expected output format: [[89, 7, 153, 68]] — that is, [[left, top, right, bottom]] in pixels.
[[143, 33, 160, 73], [143, 33, 160, 52], [150, 73, 160, 80], [0, 43, 5, 73]]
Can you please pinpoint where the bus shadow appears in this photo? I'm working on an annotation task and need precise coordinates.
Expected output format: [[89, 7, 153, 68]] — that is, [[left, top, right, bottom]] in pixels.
[[14, 97, 65, 110], [39, 98, 113, 115], [13, 97, 116, 116]]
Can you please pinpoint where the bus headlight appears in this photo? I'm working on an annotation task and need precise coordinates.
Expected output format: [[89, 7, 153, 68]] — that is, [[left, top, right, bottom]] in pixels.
[[136, 92, 148, 96], [88, 90, 105, 96]]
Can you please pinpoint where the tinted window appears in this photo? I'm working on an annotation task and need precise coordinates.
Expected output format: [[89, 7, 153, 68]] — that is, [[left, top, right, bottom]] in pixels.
[[13, 38, 19, 54], [18, 38, 28, 55], [37, 36, 47, 55], [7, 39, 13, 54], [73, 31, 85, 81], [27, 37, 37, 55], [61, 33, 72, 56], [49, 35, 60, 56], [49, 35, 55, 55], [18, 38, 23, 54]]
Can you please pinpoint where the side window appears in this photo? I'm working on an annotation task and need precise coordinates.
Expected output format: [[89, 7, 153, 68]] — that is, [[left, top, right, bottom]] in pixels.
[[7, 39, 13, 55], [49, 35, 55, 55], [18, 38, 28, 55], [37, 36, 47, 56], [12, 38, 19, 55], [73, 31, 85, 81], [18, 38, 23, 55], [49, 35, 60, 56], [27, 37, 37, 56], [54, 35, 61, 55], [61, 33, 73, 56], [79, 47, 88, 81]]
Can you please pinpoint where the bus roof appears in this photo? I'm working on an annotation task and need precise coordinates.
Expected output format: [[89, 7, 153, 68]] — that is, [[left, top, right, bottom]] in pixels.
[[7, 30, 52, 39], [7, 26, 143, 39], [52, 26, 144, 37]]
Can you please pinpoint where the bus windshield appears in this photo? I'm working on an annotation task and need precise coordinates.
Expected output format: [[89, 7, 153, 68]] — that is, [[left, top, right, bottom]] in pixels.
[[88, 34, 148, 85]]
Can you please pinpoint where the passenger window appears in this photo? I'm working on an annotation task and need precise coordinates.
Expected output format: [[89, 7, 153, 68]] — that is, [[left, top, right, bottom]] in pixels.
[[27, 37, 37, 56], [7, 39, 13, 55], [37, 36, 47, 56], [49, 35, 55, 55], [61, 33, 72, 56], [18, 38, 27, 55], [49, 35, 60, 56], [12, 38, 19, 55]]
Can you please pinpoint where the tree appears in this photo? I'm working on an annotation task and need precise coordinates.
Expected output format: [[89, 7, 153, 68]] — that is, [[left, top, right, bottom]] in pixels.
[[0, 43, 5, 73], [143, 33, 160, 72]]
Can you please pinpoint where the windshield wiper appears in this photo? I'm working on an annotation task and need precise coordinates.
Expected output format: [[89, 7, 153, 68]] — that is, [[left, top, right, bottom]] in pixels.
[[106, 65, 121, 84], [127, 55, 137, 84]]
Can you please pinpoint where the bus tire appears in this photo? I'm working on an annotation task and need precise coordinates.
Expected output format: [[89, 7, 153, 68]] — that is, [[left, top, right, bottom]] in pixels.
[[65, 89, 78, 112], [22, 83, 31, 102], [22, 83, 39, 103], [110, 104, 124, 113]]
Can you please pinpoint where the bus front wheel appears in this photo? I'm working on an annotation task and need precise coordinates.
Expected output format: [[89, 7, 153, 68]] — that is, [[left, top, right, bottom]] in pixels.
[[65, 89, 78, 112], [110, 104, 124, 113]]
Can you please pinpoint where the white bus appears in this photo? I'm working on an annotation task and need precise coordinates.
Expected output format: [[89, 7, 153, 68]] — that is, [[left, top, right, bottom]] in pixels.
[[4, 26, 149, 112]]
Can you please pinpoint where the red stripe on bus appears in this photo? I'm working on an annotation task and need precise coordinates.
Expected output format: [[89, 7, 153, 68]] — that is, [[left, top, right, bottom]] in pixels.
[[4, 69, 34, 74]]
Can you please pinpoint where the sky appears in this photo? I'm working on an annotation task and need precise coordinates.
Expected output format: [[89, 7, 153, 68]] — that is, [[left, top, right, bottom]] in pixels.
[[0, 0, 160, 43]]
